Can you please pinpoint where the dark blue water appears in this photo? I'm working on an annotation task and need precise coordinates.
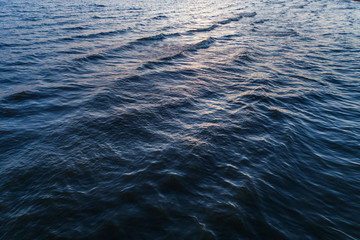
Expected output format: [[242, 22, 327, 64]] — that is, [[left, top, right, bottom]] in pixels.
[[1, 0, 360, 239]]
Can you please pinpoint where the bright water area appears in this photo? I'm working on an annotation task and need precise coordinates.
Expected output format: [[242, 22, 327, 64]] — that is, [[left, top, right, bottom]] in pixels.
[[0, 0, 360, 239]]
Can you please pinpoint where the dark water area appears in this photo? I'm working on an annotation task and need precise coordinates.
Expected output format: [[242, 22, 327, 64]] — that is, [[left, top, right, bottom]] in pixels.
[[1, 0, 360, 239]]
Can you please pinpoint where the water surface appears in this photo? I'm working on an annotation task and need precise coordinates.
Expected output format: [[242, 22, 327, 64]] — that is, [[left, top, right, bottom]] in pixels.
[[0, 0, 359, 239]]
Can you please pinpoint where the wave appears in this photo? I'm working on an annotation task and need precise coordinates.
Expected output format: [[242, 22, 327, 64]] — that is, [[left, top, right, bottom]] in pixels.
[[127, 7, 143, 11], [76, 53, 107, 62], [237, 12, 257, 18], [0, 84, 89, 120], [55, 10, 254, 68], [0, 42, 20, 49], [185, 12, 256, 34], [0, 27, 130, 49], [61, 28, 130, 41], [135, 32, 181, 43], [218, 12, 257, 25], [139, 37, 215, 69], [253, 28, 299, 37], [2, 9, 257, 80], [233, 47, 265, 66], [1, 84, 88, 104], [136, 33, 167, 42], [269, 29, 299, 37], [153, 15, 168, 20], [70, 32, 182, 65], [140, 52, 186, 69], [188, 37, 215, 51], [92, 4, 106, 8], [254, 19, 270, 24], [188, 24, 219, 33], [70, 34, 215, 70], [62, 26, 89, 31]]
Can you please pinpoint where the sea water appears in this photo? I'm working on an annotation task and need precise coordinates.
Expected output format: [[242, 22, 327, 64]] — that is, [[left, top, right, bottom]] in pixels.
[[0, 0, 359, 239]]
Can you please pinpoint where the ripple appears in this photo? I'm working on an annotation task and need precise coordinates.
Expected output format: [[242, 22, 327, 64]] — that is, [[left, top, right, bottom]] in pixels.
[[1, 0, 360, 239]]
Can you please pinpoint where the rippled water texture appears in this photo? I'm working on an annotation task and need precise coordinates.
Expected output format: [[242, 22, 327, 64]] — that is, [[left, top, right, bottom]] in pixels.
[[1, 0, 360, 239]]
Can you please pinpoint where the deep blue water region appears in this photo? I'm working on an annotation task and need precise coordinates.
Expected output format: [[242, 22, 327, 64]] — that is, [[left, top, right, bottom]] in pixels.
[[1, 0, 360, 239]]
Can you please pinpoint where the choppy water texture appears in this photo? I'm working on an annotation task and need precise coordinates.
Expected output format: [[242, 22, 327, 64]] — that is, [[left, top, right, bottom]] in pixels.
[[1, 0, 360, 239]]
